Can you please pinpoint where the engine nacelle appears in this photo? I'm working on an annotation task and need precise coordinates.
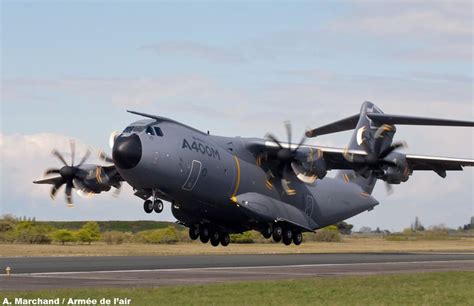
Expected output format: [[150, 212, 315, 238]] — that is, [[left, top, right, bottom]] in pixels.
[[382, 153, 411, 184], [292, 148, 328, 183]]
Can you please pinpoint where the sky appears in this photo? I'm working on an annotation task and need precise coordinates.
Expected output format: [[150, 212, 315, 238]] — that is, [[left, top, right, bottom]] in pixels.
[[1, 1, 472, 231]]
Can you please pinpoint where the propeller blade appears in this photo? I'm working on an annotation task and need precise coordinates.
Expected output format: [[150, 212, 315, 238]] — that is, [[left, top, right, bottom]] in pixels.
[[65, 180, 73, 205], [70, 139, 76, 166], [73, 178, 86, 191], [360, 138, 373, 155], [109, 131, 119, 149], [384, 182, 394, 196], [52, 150, 68, 166], [50, 178, 66, 199], [294, 133, 307, 152], [379, 141, 407, 159], [98, 150, 114, 164], [77, 149, 91, 167], [291, 161, 317, 184], [284, 121, 292, 149], [373, 124, 393, 154], [342, 147, 354, 163], [112, 182, 122, 197], [44, 168, 60, 176], [281, 178, 297, 196], [77, 189, 94, 199], [265, 133, 284, 149]]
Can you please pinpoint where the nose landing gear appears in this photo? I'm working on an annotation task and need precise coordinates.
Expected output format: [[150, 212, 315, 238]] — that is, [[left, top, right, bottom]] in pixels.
[[143, 190, 164, 214]]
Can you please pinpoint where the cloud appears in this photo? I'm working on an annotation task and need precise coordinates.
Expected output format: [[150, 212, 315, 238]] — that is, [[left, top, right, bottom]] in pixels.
[[140, 41, 245, 63], [3, 76, 243, 108], [326, 1, 472, 62], [0, 132, 177, 221], [0, 133, 99, 199]]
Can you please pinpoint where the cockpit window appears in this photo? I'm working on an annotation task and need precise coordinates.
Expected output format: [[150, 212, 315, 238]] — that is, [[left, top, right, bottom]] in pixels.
[[154, 127, 164, 137], [146, 126, 155, 135], [123, 126, 146, 133]]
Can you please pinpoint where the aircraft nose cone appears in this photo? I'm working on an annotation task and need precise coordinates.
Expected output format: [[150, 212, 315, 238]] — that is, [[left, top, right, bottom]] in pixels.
[[113, 134, 142, 169]]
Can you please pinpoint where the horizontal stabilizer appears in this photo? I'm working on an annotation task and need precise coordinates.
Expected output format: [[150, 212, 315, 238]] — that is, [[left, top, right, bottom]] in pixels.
[[367, 113, 474, 127], [305, 114, 359, 137], [306, 111, 474, 138]]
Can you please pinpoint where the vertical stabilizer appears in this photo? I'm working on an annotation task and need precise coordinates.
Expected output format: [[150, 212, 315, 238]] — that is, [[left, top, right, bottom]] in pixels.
[[336, 102, 395, 194]]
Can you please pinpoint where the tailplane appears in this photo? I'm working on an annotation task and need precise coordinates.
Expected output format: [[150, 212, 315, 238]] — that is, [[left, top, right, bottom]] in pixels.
[[306, 101, 474, 194], [335, 102, 390, 193]]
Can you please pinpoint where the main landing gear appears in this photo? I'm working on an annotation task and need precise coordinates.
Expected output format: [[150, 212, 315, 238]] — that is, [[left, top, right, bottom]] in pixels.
[[143, 190, 163, 214], [189, 224, 230, 247], [265, 224, 303, 246]]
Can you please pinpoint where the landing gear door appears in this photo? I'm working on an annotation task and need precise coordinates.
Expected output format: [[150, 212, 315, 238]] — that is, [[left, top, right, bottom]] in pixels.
[[305, 195, 314, 217], [182, 160, 202, 191]]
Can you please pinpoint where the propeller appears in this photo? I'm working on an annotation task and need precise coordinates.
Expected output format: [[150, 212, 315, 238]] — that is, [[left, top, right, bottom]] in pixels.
[[34, 140, 91, 206], [109, 131, 119, 149], [262, 122, 325, 195], [343, 124, 407, 194]]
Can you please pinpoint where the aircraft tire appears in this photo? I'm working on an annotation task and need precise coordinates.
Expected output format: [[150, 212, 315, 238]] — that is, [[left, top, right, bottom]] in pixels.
[[189, 226, 199, 240], [153, 200, 164, 213], [292, 231, 303, 245], [210, 230, 220, 247], [272, 225, 282, 242], [143, 200, 154, 213], [220, 232, 230, 246], [282, 228, 293, 246], [199, 226, 210, 243], [262, 226, 272, 239]]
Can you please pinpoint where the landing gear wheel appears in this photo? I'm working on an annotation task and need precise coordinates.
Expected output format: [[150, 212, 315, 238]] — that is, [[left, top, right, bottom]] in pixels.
[[199, 226, 210, 243], [272, 225, 282, 243], [189, 225, 199, 240], [282, 228, 293, 246], [262, 226, 272, 239], [210, 230, 220, 247], [153, 200, 164, 213], [143, 200, 154, 214], [220, 232, 230, 246], [292, 231, 303, 245]]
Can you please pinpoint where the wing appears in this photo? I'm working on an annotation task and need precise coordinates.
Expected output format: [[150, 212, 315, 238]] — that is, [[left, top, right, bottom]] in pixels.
[[404, 154, 474, 178], [244, 138, 474, 174]]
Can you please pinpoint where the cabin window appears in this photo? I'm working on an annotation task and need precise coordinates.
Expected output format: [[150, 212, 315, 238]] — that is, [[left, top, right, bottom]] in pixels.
[[123, 126, 146, 133], [154, 127, 164, 137], [146, 126, 155, 135]]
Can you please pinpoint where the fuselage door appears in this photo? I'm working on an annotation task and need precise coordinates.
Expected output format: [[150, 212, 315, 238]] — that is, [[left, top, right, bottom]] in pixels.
[[182, 160, 202, 191]]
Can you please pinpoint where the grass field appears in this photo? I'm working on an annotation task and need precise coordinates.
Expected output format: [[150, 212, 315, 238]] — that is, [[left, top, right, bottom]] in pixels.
[[1, 272, 473, 305], [38, 220, 177, 233], [1, 237, 473, 257]]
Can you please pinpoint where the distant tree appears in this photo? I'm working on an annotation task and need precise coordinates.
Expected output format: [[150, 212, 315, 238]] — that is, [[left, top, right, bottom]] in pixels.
[[14, 222, 53, 244], [411, 216, 425, 231], [336, 221, 354, 235], [359, 226, 372, 233], [463, 217, 474, 230], [52, 229, 76, 245], [76, 221, 101, 244]]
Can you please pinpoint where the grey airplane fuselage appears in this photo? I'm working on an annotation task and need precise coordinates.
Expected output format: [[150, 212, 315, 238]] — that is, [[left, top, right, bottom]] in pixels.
[[115, 118, 378, 233]]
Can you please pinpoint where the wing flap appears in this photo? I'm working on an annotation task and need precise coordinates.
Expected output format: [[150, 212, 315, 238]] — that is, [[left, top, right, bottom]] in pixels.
[[405, 154, 474, 171]]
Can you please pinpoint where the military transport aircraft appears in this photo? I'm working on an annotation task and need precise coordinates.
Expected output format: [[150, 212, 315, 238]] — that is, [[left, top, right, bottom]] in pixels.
[[34, 102, 474, 246]]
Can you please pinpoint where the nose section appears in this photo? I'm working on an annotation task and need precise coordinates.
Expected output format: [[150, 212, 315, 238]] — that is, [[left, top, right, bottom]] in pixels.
[[112, 134, 142, 169]]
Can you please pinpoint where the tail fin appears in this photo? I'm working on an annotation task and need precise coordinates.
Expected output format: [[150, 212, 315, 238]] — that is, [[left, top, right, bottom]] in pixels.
[[336, 102, 395, 194]]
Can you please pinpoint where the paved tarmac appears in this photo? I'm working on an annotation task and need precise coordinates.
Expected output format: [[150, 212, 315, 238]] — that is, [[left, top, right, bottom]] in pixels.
[[1, 253, 473, 290]]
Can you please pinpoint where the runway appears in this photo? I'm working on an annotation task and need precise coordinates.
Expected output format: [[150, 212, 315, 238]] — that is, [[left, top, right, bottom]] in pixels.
[[1, 253, 473, 290]]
